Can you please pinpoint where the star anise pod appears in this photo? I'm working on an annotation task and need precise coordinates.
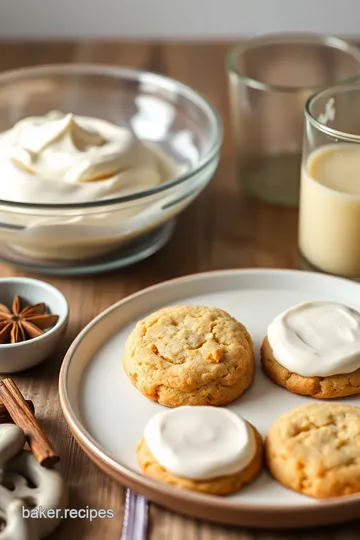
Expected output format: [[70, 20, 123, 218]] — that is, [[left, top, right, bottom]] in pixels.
[[0, 296, 59, 344]]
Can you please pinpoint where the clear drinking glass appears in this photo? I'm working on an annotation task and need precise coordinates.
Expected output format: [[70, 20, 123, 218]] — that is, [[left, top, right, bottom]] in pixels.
[[227, 34, 360, 206], [299, 82, 360, 280]]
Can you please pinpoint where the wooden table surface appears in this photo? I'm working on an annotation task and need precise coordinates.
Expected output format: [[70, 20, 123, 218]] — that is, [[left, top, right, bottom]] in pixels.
[[0, 40, 358, 540]]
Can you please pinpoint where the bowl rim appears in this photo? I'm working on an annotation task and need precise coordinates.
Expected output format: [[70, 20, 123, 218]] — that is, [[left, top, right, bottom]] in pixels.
[[0, 63, 222, 211], [0, 276, 69, 348]]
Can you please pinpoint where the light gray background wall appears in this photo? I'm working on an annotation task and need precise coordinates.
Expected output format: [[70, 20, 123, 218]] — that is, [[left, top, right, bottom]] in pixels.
[[0, 0, 359, 39]]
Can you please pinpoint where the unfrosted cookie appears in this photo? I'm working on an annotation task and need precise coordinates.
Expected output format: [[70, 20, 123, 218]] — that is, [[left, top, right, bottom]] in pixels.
[[261, 336, 360, 399], [266, 402, 360, 498], [137, 422, 263, 495], [123, 305, 254, 407]]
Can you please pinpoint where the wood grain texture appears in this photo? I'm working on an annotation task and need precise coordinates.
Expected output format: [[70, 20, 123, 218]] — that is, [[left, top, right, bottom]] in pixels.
[[0, 40, 357, 539]]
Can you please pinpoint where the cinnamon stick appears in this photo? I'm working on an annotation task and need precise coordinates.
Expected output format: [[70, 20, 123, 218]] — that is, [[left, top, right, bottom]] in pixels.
[[0, 378, 59, 468], [0, 399, 34, 423]]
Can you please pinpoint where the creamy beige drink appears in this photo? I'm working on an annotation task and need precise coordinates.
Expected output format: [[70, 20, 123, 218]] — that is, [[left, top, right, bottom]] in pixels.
[[299, 144, 360, 277]]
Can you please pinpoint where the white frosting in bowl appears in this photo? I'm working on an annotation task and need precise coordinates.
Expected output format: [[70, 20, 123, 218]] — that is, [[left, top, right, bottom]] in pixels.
[[144, 406, 256, 480], [267, 302, 360, 377], [0, 111, 189, 261], [0, 111, 175, 204]]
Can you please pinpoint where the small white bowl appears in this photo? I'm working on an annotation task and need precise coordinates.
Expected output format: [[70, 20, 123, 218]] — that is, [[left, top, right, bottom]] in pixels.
[[0, 277, 69, 373]]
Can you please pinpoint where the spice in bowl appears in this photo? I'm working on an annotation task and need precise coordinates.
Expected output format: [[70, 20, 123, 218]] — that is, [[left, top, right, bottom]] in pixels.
[[0, 296, 59, 344]]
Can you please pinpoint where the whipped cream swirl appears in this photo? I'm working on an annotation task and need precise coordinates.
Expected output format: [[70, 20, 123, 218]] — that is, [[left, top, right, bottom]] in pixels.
[[0, 111, 174, 204], [144, 406, 256, 480], [268, 302, 360, 377]]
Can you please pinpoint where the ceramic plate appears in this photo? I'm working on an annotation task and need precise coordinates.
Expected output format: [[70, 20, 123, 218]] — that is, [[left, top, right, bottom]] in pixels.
[[59, 269, 360, 528]]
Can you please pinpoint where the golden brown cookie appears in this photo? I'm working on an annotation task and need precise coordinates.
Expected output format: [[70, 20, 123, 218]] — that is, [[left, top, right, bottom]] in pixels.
[[123, 305, 254, 407], [137, 422, 263, 495], [266, 402, 360, 498], [261, 336, 360, 399]]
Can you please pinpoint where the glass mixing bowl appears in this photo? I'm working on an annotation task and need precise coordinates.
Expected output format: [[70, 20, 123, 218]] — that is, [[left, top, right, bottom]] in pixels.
[[0, 64, 222, 275]]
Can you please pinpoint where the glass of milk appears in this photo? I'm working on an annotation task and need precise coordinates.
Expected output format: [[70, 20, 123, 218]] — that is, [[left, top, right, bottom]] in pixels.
[[299, 82, 360, 280], [227, 34, 360, 207]]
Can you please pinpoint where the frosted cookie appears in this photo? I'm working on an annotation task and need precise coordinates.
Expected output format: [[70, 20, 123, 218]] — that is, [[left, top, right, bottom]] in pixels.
[[266, 402, 360, 498], [123, 305, 254, 407], [137, 406, 263, 495], [261, 302, 360, 398]]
